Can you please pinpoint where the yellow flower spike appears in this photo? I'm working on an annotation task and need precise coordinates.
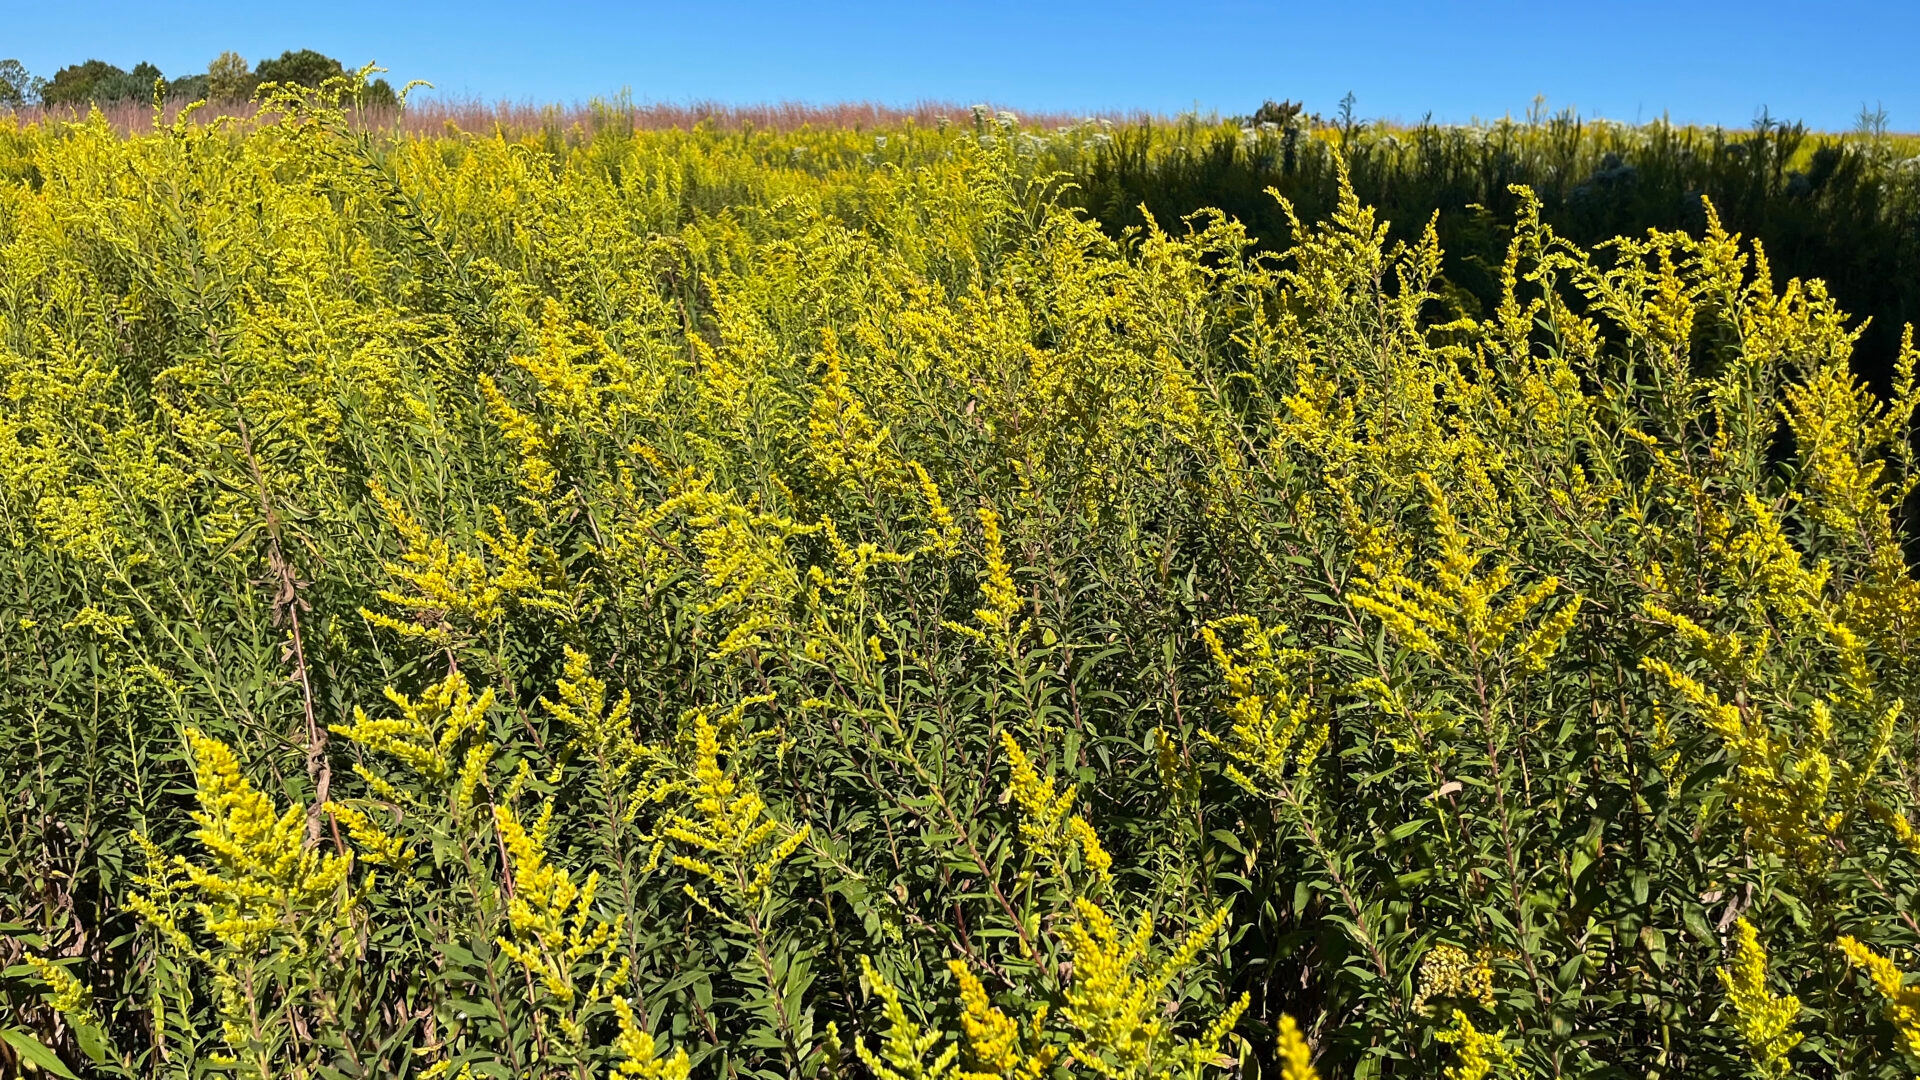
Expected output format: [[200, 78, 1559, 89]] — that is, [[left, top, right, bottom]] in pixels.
[[658, 706, 808, 918], [1351, 475, 1581, 669], [1056, 894, 1244, 1078], [491, 799, 631, 1049], [176, 729, 356, 954], [1717, 918, 1802, 1079], [857, 956, 959, 1080], [999, 731, 1077, 866], [1200, 616, 1326, 795], [332, 671, 497, 809], [808, 330, 897, 495], [26, 955, 97, 1023], [1150, 902, 1233, 996], [541, 645, 654, 782], [1415, 944, 1497, 1015], [1837, 936, 1920, 1060], [974, 504, 1025, 648], [321, 801, 413, 869], [1866, 802, 1920, 857], [1275, 1014, 1320, 1080], [1435, 1009, 1518, 1080], [948, 960, 1058, 1080], [1066, 816, 1114, 887], [612, 996, 693, 1079], [1641, 655, 1845, 870], [909, 460, 961, 556], [479, 372, 560, 502]]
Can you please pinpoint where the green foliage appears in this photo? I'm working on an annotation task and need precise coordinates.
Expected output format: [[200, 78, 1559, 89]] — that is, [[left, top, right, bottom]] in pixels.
[[252, 49, 347, 88], [206, 51, 254, 102], [250, 49, 396, 108], [10, 50, 395, 111], [39, 59, 164, 106], [0, 59, 44, 108], [1, 90, 1918, 1080], [1068, 104, 1920, 391]]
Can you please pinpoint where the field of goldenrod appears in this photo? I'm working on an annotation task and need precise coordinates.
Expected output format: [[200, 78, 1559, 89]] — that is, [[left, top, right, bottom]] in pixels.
[[3, 84, 1920, 1080]]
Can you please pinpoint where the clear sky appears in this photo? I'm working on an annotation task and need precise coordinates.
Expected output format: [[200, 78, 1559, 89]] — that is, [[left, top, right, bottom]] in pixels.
[[7, 0, 1917, 131]]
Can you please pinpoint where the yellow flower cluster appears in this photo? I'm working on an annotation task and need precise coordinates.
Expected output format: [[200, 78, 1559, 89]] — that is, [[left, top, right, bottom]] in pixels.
[[1351, 475, 1579, 672], [168, 728, 354, 954], [1275, 1015, 1319, 1080], [330, 670, 498, 818], [949, 504, 1025, 652], [950, 960, 1058, 1080], [1414, 943, 1496, 1015], [121, 729, 358, 1075], [494, 800, 631, 1040], [612, 996, 693, 1079], [359, 485, 573, 646], [1199, 616, 1326, 796], [642, 481, 819, 658], [1838, 937, 1920, 1061], [543, 645, 644, 781], [1059, 898, 1247, 1080], [1717, 919, 1803, 1079], [25, 954, 96, 1022], [856, 955, 960, 1080], [808, 330, 897, 495], [1000, 731, 1112, 887], [1434, 1009, 1517, 1080], [661, 707, 809, 912]]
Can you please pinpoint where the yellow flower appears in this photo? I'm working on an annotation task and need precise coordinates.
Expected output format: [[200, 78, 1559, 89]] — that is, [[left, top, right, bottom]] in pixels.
[[1717, 918, 1802, 1079], [612, 996, 692, 1079], [1415, 943, 1496, 1014], [1434, 1009, 1517, 1080], [1275, 1014, 1319, 1080], [1837, 936, 1920, 1060]]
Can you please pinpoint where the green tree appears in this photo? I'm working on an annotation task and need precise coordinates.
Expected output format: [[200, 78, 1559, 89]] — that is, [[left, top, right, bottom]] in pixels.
[[206, 50, 254, 101], [168, 73, 210, 101], [0, 59, 40, 107], [361, 77, 399, 110], [251, 49, 397, 109], [252, 49, 345, 89], [41, 59, 163, 106], [41, 59, 122, 105]]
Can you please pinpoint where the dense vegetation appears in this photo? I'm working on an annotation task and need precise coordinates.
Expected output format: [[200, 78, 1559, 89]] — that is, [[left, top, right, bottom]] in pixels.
[[2, 82, 1919, 1080], [1070, 102, 1920, 394]]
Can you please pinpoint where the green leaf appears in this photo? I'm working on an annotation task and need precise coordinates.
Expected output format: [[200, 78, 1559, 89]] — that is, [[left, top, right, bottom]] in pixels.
[[71, 1021, 114, 1067], [1, 1028, 81, 1080], [1386, 818, 1429, 843]]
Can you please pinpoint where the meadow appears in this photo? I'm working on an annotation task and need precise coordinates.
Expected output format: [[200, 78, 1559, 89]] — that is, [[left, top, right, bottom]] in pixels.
[[2, 81, 1920, 1080]]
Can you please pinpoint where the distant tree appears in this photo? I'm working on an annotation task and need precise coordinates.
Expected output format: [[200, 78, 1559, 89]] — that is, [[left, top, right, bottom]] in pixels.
[[0, 59, 40, 108], [253, 49, 345, 90], [361, 77, 399, 110], [42, 59, 165, 106], [42, 59, 123, 105], [168, 73, 211, 101], [206, 50, 254, 101], [251, 50, 398, 109], [100, 61, 162, 104]]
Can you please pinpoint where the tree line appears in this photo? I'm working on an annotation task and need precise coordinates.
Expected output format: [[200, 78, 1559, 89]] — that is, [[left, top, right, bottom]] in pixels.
[[0, 50, 397, 109]]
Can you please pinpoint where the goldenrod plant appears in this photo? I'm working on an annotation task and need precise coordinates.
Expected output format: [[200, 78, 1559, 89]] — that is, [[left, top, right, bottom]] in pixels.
[[5, 77, 1920, 1080]]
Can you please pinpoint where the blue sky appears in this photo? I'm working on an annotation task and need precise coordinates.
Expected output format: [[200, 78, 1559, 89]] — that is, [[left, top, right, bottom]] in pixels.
[[8, 0, 1917, 130]]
